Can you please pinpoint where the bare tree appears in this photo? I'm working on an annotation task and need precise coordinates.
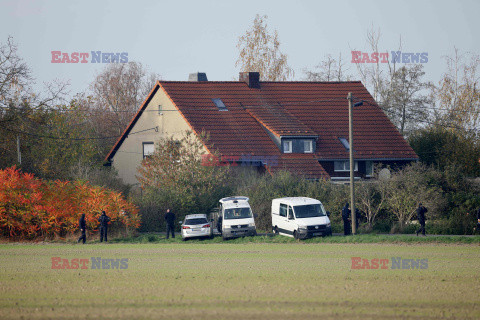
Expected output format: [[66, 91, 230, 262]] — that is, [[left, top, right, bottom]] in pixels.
[[236, 14, 294, 81], [0, 36, 67, 110], [90, 62, 160, 136], [433, 48, 480, 131], [0, 36, 68, 172], [0, 36, 31, 107], [352, 25, 384, 101], [379, 64, 432, 135], [303, 53, 351, 81]]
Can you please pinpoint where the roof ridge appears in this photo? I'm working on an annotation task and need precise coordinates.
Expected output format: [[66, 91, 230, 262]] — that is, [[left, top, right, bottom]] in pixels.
[[158, 80, 363, 84]]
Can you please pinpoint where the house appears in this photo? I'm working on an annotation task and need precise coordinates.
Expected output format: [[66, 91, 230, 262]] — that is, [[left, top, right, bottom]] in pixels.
[[104, 72, 418, 185]]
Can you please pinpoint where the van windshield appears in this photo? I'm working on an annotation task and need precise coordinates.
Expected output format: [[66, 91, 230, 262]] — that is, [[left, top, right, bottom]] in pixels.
[[293, 204, 325, 218], [224, 207, 252, 220]]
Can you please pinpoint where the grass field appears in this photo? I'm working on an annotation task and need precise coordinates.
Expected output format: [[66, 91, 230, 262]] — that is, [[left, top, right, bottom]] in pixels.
[[0, 240, 479, 319]]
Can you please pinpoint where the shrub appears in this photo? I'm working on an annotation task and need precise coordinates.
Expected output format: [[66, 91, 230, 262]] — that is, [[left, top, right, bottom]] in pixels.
[[0, 166, 140, 240]]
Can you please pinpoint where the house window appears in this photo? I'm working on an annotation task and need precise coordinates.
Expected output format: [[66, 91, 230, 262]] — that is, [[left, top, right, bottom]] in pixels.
[[283, 140, 292, 153], [143, 142, 154, 159], [304, 140, 313, 153], [366, 161, 373, 177], [334, 160, 358, 172], [158, 104, 163, 115]]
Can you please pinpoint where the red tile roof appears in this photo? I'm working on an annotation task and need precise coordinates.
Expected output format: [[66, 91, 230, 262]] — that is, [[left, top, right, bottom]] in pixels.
[[245, 103, 317, 137], [105, 79, 418, 179], [268, 154, 329, 179]]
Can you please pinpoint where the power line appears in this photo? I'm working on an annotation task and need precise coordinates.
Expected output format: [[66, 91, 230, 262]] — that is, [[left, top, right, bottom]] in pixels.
[[3, 126, 158, 141], [0, 97, 352, 113], [3, 96, 480, 118], [3, 94, 479, 141], [384, 107, 480, 133]]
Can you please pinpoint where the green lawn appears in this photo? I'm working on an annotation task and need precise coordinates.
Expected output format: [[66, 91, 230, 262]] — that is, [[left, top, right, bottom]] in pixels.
[[0, 242, 479, 319]]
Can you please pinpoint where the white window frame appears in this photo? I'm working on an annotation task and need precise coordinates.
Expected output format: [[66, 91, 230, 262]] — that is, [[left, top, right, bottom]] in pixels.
[[142, 142, 154, 159], [366, 161, 374, 177], [283, 140, 292, 153], [334, 160, 358, 172], [304, 140, 313, 153]]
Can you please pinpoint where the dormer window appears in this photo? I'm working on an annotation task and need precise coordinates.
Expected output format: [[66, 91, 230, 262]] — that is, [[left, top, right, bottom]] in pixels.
[[334, 160, 358, 172], [304, 140, 313, 153], [283, 140, 292, 153]]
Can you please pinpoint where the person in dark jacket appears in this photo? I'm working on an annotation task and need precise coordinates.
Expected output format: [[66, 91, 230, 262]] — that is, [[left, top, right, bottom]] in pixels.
[[165, 209, 176, 239], [77, 213, 86, 244], [355, 208, 361, 233], [342, 203, 351, 236], [416, 203, 428, 236], [98, 211, 111, 242], [217, 215, 223, 235], [474, 208, 480, 234]]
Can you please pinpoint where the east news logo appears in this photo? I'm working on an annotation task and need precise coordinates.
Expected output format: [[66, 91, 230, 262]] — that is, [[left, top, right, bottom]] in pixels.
[[351, 51, 428, 64], [51, 51, 128, 63], [351, 257, 428, 269], [51, 257, 129, 269]]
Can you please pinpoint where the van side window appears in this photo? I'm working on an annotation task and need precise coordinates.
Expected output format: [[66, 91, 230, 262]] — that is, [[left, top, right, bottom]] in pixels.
[[279, 204, 287, 217], [288, 206, 294, 220]]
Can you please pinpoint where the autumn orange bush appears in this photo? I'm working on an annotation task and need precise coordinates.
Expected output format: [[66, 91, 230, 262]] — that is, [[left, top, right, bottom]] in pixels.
[[0, 166, 139, 240]]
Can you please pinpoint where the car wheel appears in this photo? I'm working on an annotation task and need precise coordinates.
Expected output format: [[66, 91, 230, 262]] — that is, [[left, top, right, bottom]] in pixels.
[[222, 235, 228, 241], [181, 237, 186, 241], [274, 226, 279, 235], [293, 231, 299, 240]]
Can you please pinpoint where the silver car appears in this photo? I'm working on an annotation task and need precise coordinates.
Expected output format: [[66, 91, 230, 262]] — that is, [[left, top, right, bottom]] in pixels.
[[181, 214, 214, 241]]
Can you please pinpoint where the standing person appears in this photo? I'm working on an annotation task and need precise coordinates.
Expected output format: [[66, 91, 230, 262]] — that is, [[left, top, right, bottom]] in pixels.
[[474, 207, 480, 234], [416, 203, 428, 236], [355, 208, 361, 233], [98, 211, 111, 242], [77, 213, 86, 244], [165, 208, 176, 239], [342, 203, 351, 236], [217, 215, 223, 235]]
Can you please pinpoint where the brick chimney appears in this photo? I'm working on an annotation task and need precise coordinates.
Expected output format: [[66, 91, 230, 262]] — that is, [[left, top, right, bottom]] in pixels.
[[239, 72, 260, 89]]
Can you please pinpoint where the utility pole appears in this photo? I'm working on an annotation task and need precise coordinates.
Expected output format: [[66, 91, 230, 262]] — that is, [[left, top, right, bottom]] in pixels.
[[347, 93, 356, 235], [17, 135, 22, 165]]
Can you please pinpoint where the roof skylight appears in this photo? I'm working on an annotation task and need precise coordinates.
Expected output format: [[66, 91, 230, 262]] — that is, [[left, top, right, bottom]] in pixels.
[[212, 98, 228, 111], [339, 137, 350, 150]]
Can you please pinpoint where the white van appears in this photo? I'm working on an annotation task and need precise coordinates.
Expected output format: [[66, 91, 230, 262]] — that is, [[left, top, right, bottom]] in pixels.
[[271, 197, 331, 239], [216, 196, 257, 240]]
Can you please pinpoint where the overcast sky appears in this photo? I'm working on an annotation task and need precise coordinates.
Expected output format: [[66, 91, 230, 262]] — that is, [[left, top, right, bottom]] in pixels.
[[2, 0, 479, 98]]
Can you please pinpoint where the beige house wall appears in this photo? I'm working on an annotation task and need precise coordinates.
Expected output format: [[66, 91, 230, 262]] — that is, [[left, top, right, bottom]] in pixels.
[[112, 86, 193, 185]]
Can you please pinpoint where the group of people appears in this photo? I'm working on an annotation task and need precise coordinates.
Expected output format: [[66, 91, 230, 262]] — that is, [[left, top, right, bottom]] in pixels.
[[77, 211, 111, 244], [341, 202, 430, 236], [77, 208, 177, 243], [78, 205, 480, 242]]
